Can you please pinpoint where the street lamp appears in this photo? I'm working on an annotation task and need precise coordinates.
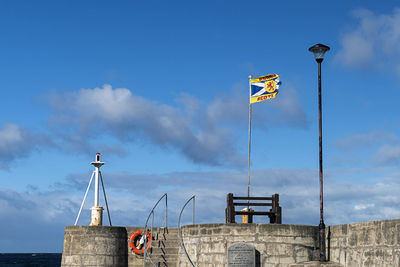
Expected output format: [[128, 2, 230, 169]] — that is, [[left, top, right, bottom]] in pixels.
[[309, 43, 330, 262]]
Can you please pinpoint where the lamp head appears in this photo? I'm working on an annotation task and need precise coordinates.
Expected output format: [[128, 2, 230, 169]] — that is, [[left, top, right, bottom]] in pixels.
[[96, 152, 101, 162], [309, 43, 330, 62]]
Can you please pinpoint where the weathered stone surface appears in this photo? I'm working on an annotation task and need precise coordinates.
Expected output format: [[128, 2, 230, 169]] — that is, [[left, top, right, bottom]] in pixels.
[[61, 226, 128, 267], [328, 219, 400, 267], [61, 219, 400, 266], [178, 220, 400, 267], [178, 224, 319, 266]]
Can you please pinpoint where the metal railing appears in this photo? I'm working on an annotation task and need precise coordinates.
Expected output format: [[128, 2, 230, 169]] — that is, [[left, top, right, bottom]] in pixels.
[[178, 195, 196, 267], [143, 193, 168, 267]]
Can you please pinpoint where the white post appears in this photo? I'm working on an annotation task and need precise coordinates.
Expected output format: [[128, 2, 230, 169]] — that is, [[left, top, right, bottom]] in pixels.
[[94, 163, 99, 207], [247, 75, 253, 201], [90, 152, 104, 226]]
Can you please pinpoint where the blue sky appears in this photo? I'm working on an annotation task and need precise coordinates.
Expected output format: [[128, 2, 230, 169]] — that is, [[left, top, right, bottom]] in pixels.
[[1, 0, 400, 252]]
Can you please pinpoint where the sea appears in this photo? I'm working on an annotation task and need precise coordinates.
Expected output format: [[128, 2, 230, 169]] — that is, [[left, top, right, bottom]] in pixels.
[[0, 253, 62, 267]]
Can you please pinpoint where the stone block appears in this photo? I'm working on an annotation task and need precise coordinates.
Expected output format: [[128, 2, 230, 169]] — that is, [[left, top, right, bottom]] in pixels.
[[265, 255, 280, 264], [347, 231, 358, 247], [265, 243, 294, 257], [279, 256, 296, 264], [357, 227, 376, 246], [294, 246, 312, 258], [231, 235, 256, 243]]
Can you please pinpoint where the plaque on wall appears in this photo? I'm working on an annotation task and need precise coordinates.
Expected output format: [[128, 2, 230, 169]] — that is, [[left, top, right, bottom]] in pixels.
[[227, 242, 255, 267]]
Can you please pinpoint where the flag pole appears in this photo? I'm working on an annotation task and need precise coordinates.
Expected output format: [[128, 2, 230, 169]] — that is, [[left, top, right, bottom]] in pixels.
[[247, 75, 253, 206]]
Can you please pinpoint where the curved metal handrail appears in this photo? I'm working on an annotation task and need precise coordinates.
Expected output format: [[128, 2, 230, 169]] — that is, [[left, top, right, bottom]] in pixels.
[[178, 195, 196, 267], [142, 193, 168, 267]]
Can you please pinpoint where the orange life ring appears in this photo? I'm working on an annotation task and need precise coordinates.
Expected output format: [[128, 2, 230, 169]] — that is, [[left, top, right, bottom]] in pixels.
[[128, 230, 152, 255]]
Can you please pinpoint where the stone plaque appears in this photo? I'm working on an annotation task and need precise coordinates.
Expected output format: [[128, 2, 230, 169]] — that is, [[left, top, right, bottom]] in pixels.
[[227, 242, 255, 267]]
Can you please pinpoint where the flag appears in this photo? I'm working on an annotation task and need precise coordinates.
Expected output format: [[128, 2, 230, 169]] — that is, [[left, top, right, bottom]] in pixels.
[[250, 74, 281, 104]]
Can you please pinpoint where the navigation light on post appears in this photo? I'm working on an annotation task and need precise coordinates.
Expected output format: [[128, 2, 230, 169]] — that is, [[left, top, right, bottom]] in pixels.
[[90, 152, 105, 226]]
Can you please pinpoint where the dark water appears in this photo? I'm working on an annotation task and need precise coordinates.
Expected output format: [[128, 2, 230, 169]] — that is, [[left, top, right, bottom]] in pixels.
[[0, 253, 61, 267]]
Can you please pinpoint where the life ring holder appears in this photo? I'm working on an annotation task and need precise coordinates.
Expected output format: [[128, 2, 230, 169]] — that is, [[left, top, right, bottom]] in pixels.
[[128, 230, 152, 255]]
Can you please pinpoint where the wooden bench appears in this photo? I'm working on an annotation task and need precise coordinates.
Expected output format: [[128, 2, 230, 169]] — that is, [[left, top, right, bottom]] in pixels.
[[225, 193, 282, 224]]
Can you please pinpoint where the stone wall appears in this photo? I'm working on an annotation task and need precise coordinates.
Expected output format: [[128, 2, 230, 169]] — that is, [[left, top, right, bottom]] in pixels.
[[61, 219, 400, 266], [61, 226, 127, 267], [178, 223, 319, 266], [61, 226, 171, 267], [328, 219, 400, 266]]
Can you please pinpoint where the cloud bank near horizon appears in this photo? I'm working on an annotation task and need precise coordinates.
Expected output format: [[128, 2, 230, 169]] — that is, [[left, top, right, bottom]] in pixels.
[[1, 167, 400, 252], [333, 130, 400, 167]]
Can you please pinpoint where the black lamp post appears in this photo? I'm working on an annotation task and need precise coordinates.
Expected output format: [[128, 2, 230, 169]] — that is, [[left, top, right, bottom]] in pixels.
[[309, 43, 330, 262]]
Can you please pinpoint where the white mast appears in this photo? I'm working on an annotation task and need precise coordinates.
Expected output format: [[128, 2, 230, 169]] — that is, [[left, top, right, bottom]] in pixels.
[[90, 152, 104, 226], [247, 75, 253, 201], [74, 152, 112, 226]]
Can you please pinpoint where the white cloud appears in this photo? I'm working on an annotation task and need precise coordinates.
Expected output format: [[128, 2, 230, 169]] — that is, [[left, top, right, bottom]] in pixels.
[[374, 144, 400, 165], [337, 33, 373, 66], [336, 8, 400, 71], [47, 84, 308, 167], [0, 123, 50, 169], [354, 203, 374, 211], [206, 86, 308, 129], [332, 130, 400, 168], [48, 85, 235, 166], [0, 83, 307, 169], [335, 130, 398, 150], [54, 134, 127, 157]]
